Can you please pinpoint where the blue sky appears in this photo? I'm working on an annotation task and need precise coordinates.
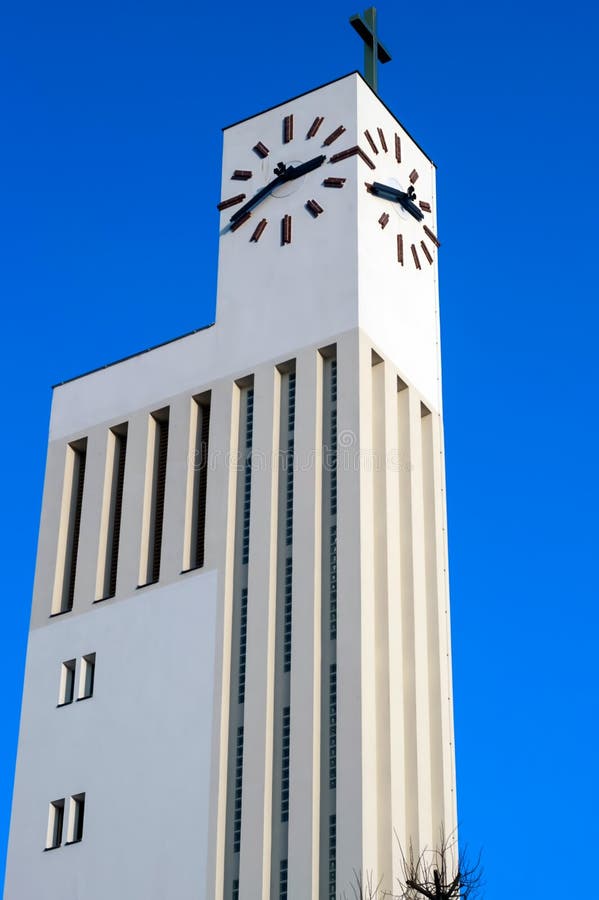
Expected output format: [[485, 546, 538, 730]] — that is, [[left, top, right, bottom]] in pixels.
[[1, 1, 598, 896]]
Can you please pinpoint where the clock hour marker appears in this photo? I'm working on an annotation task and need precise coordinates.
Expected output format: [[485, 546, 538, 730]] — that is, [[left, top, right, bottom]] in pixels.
[[307, 116, 324, 138], [282, 214, 292, 245], [378, 213, 389, 229], [419, 201, 431, 212], [306, 199, 324, 217], [364, 182, 374, 193], [397, 234, 404, 265], [323, 177, 346, 188], [377, 127, 388, 152], [217, 193, 246, 211], [283, 115, 294, 143], [330, 146, 376, 170], [253, 141, 269, 158], [411, 244, 421, 269], [232, 170, 252, 181], [364, 130, 379, 154], [395, 134, 402, 163], [423, 225, 440, 247], [251, 219, 268, 242], [420, 241, 433, 265], [409, 169, 419, 184], [323, 125, 346, 146], [231, 212, 252, 232]]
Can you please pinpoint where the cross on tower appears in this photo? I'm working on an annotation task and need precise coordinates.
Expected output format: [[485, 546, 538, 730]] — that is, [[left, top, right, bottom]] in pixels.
[[349, 6, 392, 94]]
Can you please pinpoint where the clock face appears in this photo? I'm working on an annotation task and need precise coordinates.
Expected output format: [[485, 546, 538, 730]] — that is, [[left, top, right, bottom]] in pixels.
[[217, 114, 440, 266], [217, 113, 350, 246], [360, 125, 440, 271]]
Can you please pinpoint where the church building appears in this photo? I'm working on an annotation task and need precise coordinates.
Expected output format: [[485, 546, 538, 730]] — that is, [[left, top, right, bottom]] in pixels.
[[5, 16, 457, 899]]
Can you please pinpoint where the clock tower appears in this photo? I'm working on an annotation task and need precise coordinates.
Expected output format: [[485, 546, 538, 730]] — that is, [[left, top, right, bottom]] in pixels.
[[5, 33, 456, 900], [211, 70, 455, 900]]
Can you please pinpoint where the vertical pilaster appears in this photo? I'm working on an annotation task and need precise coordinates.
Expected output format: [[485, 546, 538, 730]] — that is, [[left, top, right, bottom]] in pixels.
[[336, 331, 367, 896], [31, 442, 67, 625], [383, 367, 408, 886], [430, 415, 458, 838], [355, 334, 380, 883], [158, 394, 192, 581], [288, 348, 322, 900], [239, 366, 281, 900], [371, 353, 393, 892], [396, 381, 419, 852], [206, 379, 240, 900], [70, 430, 104, 610], [115, 412, 148, 597], [408, 392, 434, 851]]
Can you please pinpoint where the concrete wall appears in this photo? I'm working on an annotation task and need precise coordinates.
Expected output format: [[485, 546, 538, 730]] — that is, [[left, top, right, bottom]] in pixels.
[[4, 573, 217, 900]]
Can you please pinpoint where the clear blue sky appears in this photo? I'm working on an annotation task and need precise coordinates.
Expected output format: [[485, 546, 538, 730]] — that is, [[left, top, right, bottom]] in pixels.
[[1, 1, 597, 896]]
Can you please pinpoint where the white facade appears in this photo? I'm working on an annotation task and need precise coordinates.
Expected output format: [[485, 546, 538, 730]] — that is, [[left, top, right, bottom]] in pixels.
[[5, 73, 456, 900]]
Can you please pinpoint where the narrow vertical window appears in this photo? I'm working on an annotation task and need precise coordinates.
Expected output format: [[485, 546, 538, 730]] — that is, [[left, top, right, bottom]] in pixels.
[[78, 653, 95, 700], [330, 361, 337, 516], [238, 588, 248, 704], [279, 859, 288, 900], [329, 664, 337, 788], [140, 409, 169, 586], [187, 393, 211, 570], [98, 424, 128, 600], [283, 558, 292, 672], [46, 799, 64, 849], [329, 524, 337, 640], [233, 726, 244, 853], [225, 380, 254, 898], [54, 439, 87, 614], [285, 372, 295, 547], [270, 364, 295, 900], [320, 348, 337, 900], [281, 706, 290, 822], [242, 389, 254, 565], [67, 793, 85, 843], [328, 814, 337, 900], [58, 659, 76, 706]]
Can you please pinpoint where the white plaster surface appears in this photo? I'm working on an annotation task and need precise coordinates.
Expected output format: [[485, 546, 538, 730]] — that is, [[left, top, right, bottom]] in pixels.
[[49, 73, 442, 444], [4, 571, 218, 900]]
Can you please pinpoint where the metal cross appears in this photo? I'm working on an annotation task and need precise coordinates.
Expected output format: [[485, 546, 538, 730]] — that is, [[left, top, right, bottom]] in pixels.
[[349, 7, 392, 94]]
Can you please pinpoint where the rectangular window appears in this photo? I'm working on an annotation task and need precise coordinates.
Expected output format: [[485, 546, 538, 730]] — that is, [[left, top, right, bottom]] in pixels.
[[46, 799, 64, 849], [329, 664, 337, 789], [67, 793, 85, 843], [187, 394, 211, 570], [281, 706, 290, 822], [330, 360, 337, 516], [238, 588, 248, 704], [328, 814, 337, 900], [98, 424, 128, 600], [283, 558, 292, 672], [139, 409, 169, 586], [285, 372, 295, 547], [233, 726, 244, 853], [232, 880, 239, 900], [78, 653, 95, 700], [329, 525, 337, 641], [279, 859, 288, 900], [242, 388, 254, 565], [54, 439, 87, 614], [58, 659, 76, 706]]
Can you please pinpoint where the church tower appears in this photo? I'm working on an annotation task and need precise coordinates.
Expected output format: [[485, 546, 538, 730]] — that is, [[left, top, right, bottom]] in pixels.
[[5, 18, 457, 900]]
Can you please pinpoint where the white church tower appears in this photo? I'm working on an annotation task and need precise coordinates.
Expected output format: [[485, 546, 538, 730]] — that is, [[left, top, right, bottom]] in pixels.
[[5, 15, 457, 899]]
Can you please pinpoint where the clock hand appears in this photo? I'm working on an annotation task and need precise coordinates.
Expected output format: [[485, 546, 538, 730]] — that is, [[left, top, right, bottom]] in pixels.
[[371, 181, 424, 222], [284, 154, 327, 180], [230, 172, 288, 223], [230, 155, 327, 224]]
